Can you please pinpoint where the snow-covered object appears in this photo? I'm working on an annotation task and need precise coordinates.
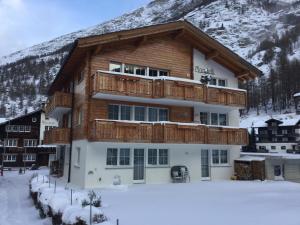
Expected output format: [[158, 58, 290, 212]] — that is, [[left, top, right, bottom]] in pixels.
[[237, 155, 266, 162], [294, 92, 300, 97]]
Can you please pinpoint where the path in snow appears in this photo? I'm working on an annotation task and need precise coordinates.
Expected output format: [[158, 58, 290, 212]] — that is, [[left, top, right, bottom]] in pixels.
[[0, 170, 51, 225]]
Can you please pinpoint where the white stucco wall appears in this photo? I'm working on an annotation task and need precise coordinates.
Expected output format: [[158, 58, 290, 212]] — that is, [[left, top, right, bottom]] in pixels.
[[69, 141, 240, 188], [193, 49, 238, 88], [40, 112, 58, 144]]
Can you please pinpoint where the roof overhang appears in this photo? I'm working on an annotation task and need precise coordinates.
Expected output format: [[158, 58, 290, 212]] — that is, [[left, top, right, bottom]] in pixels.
[[48, 20, 262, 95]]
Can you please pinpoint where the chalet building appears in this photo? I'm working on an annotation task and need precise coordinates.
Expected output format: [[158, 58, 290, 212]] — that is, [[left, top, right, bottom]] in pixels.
[[255, 117, 300, 153], [0, 110, 58, 168], [295, 92, 300, 115], [44, 20, 260, 188]]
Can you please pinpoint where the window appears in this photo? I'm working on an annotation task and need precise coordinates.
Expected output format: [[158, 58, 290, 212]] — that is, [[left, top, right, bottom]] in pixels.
[[282, 129, 288, 134], [120, 105, 131, 120], [218, 79, 226, 87], [159, 109, 169, 121], [5, 139, 17, 147], [119, 148, 130, 165], [159, 70, 168, 76], [212, 150, 228, 165], [148, 108, 158, 121], [32, 117, 37, 122], [124, 64, 134, 74], [24, 139, 37, 147], [76, 147, 80, 166], [259, 146, 266, 150], [200, 112, 208, 124], [19, 125, 25, 132], [219, 114, 227, 126], [271, 146, 276, 150], [3, 154, 16, 162], [272, 137, 277, 142], [108, 105, 119, 120], [134, 106, 145, 121], [281, 146, 286, 150], [23, 154, 36, 162], [12, 125, 18, 132], [25, 126, 31, 132], [159, 149, 168, 165], [148, 149, 157, 165], [282, 137, 288, 142], [135, 66, 146, 76], [211, 113, 219, 125], [77, 108, 83, 126], [259, 130, 267, 135], [106, 148, 118, 166], [209, 78, 217, 85], [109, 62, 122, 73], [149, 69, 158, 77], [272, 130, 277, 135]]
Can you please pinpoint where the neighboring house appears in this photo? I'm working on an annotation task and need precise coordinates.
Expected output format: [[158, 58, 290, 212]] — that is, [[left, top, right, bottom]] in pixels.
[[44, 20, 260, 188], [0, 109, 58, 168], [237, 152, 300, 183], [255, 117, 300, 153], [295, 92, 300, 115]]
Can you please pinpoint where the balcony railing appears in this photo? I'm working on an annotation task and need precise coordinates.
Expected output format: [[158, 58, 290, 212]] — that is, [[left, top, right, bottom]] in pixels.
[[91, 71, 247, 108], [45, 92, 72, 118], [89, 120, 248, 145], [44, 128, 70, 145]]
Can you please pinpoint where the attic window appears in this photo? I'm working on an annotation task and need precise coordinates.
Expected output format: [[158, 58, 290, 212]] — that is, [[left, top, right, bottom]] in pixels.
[[32, 117, 37, 122], [109, 62, 122, 73]]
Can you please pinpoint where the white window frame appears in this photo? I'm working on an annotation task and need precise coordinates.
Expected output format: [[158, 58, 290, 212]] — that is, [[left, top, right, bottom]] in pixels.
[[200, 112, 228, 126], [5, 139, 18, 147], [209, 77, 227, 87], [3, 154, 17, 162], [146, 148, 169, 167], [211, 149, 229, 166], [106, 148, 132, 167], [23, 139, 37, 147], [23, 154, 36, 162], [25, 126, 31, 132], [75, 147, 81, 167]]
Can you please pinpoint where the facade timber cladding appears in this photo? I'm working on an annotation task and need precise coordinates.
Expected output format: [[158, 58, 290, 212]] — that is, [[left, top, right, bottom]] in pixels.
[[45, 20, 261, 188]]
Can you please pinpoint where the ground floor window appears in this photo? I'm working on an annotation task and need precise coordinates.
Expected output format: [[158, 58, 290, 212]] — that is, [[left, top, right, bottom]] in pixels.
[[106, 148, 130, 166], [3, 154, 17, 162], [212, 150, 228, 165], [23, 154, 36, 162], [281, 146, 286, 150], [147, 148, 168, 166]]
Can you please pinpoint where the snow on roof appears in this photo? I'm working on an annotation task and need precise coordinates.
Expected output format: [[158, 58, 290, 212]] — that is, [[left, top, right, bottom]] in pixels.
[[241, 152, 300, 160], [294, 92, 300, 97], [240, 113, 300, 129], [236, 155, 265, 162], [37, 145, 57, 148], [0, 118, 7, 124]]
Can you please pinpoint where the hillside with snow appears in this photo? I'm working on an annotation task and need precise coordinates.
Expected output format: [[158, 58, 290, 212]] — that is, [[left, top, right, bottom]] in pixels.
[[0, 0, 300, 117]]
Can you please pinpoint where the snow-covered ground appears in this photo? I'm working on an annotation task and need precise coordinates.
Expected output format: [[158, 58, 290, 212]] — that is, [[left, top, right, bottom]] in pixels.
[[2, 169, 300, 225], [0, 169, 51, 225]]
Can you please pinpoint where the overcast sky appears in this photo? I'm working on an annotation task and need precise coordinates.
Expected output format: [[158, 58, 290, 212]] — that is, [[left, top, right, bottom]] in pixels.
[[0, 0, 150, 57]]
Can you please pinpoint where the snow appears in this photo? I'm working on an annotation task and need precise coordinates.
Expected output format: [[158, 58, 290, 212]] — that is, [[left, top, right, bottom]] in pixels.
[[237, 155, 266, 161], [241, 152, 300, 160], [294, 92, 300, 97], [240, 112, 300, 129], [0, 118, 7, 124], [2, 169, 300, 225]]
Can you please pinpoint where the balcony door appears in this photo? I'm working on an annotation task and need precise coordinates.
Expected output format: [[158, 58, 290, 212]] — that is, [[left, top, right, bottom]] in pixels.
[[201, 149, 210, 180], [133, 148, 145, 183]]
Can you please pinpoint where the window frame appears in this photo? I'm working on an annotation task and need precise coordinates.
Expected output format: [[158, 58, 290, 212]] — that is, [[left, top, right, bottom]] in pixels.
[[23, 139, 37, 147], [211, 149, 229, 166], [3, 154, 17, 162], [23, 154, 36, 162], [5, 139, 18, 147], [146, 148, 169, 167]]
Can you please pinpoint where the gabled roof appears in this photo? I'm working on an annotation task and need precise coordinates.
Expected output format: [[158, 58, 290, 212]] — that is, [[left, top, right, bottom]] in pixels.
[[0, 109, 43, 126], [49, 20, 262, 95], [265, 118, 283, 125]]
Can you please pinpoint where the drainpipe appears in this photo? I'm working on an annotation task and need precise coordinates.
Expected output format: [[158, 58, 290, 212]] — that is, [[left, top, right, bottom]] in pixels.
[[68, 78, 75, 183]]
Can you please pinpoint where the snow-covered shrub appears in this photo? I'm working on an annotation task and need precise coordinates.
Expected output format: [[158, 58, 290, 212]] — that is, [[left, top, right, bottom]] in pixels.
[[81, 191, 102, 208]]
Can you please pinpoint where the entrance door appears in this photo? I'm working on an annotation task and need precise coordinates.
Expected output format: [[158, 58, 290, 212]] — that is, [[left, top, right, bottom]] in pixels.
[[201, 149, 210, 180], [133, 149, 145, 183]]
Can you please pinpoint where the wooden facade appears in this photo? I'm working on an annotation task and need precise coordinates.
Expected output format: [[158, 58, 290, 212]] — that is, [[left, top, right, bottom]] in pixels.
[[45, 91, 72, 116], [44, 128, 70, 145], [91, 72, 247, 107], [89, 120, 248, 145]]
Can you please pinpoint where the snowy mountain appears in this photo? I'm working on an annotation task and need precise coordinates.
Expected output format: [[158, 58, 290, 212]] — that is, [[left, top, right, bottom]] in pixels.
[[0, 0, 300, 117]]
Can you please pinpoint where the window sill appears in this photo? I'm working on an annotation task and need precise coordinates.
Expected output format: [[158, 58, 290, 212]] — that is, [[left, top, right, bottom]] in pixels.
[[146, 165, 170, 168], [74, 165, 80, 168], [105, 166, 132, 169], [211, 164, 231, 168]]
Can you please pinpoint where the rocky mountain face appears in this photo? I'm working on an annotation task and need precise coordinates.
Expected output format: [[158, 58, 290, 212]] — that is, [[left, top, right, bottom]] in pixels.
[[0, 0, 300, 117]]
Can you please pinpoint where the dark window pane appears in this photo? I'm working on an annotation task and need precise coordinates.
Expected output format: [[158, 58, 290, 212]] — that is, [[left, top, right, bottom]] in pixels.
[[149, 69, 158, 77], [121, 105, 131, 120], [159, 149, 168, 165], [148, 108, 158, 121], [220, 150, 228, 164], [159, 70, 168, 76], [148, 149, 157, 165], [106, 148, 118, 165], [209, 78, 217, 85], [200, 112, 208, 125], [108, 105, 119, 120], [135, 67, 146, 76], [218, 79, 226, 87], [124, 64, 134, 74], [211, 113, 218, 125], [212, 150, 219, 164], [219, 114, 227, 126], [119, 148, 130, 165], [109, 62, 122, 73], [134, 106, 145, 121], [159, 109, 169, 121]]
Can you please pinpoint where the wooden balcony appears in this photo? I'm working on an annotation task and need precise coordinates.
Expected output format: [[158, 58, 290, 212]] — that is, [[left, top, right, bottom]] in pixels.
[[45, 92, 72, 118], [44, 128, 70, 145], [89, 120, 248, 145], [91, 72, 247, 108]]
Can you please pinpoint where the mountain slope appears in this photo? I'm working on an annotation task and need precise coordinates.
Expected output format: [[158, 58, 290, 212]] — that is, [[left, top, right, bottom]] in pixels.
[[0, 0, 300, 117]]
